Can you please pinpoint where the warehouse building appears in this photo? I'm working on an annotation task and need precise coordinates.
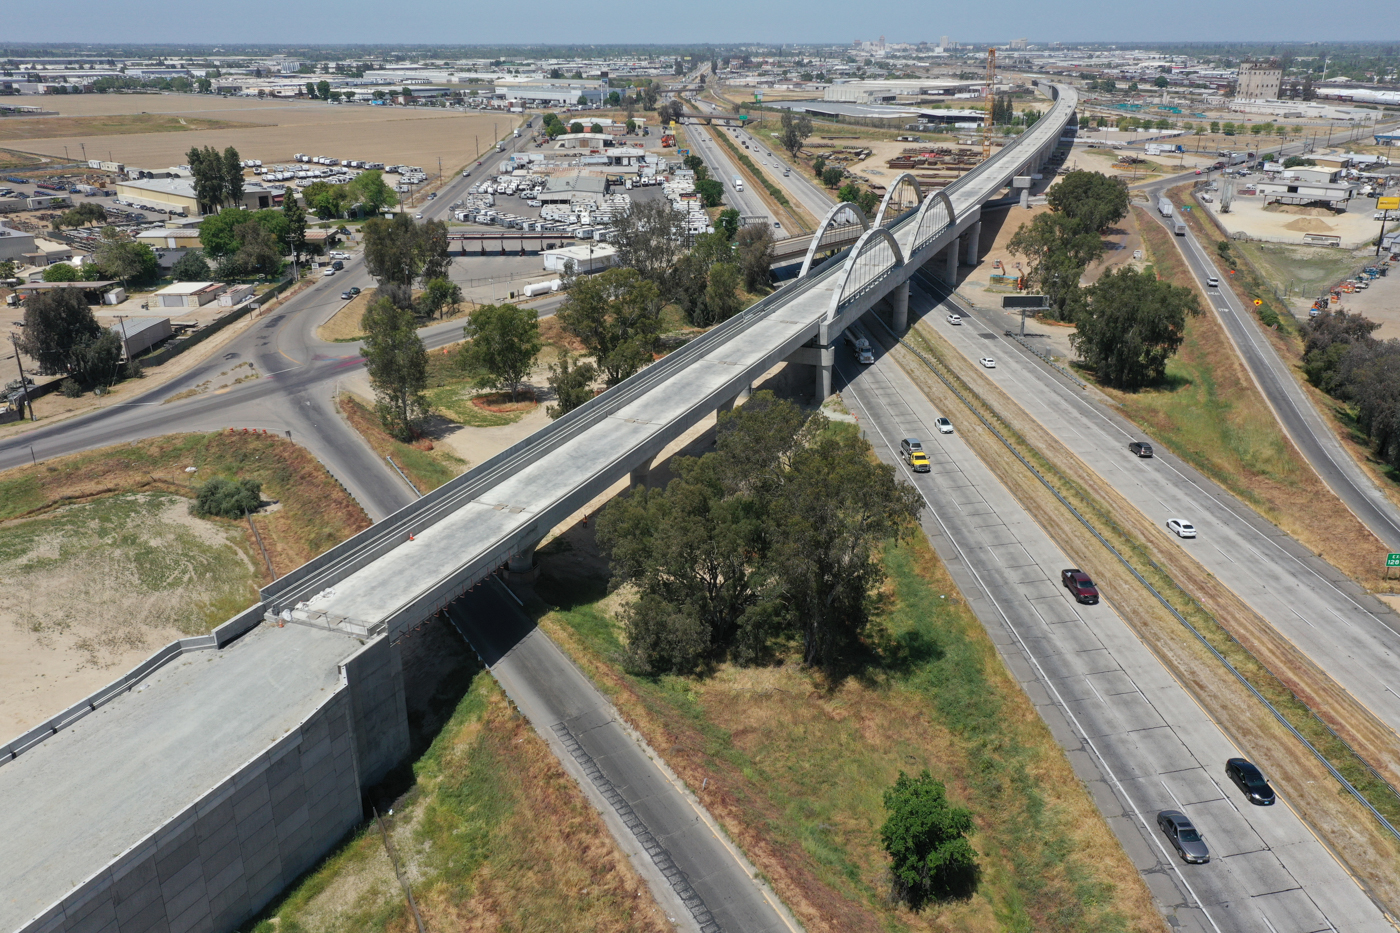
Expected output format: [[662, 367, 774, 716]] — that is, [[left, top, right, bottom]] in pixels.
[[154, 281, 225, 308], [113, 178, 275, 217], [539, 173, 609, 204]]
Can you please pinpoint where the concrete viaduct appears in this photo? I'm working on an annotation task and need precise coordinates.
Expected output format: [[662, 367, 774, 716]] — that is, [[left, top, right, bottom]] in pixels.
[[0, 82, 1076, 933]]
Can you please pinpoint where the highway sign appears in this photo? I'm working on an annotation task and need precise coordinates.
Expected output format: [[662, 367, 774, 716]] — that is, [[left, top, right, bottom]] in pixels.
[[1388, 553, 1400, 568], [1379, 196, 1400, 211], [1003, 295, 1048, 309]]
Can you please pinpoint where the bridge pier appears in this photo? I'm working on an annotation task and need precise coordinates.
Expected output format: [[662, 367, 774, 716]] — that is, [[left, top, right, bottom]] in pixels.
[[945, 239, 959, 283], [964, 221, 981, 265], [891, 280, 909, 333], [717, 383, 751, 415], [630, 454, 656, 488], [785, 343, 834, 401], [505, 542, 540, 585]]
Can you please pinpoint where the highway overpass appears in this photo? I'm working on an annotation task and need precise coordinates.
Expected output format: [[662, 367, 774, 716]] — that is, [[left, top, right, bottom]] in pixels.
[[0, 83, 1076, 933], [264, 81, 1077, 643]]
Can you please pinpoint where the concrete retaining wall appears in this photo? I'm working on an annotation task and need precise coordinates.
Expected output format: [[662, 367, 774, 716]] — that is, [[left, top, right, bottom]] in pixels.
[[20, 682, 362, 933], [13, 627, 411, 933]]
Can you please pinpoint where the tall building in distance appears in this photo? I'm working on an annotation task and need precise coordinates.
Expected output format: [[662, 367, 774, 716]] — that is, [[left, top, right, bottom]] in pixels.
[[1010, 38, 1029, 49], [1237, 60, 1282, 100]]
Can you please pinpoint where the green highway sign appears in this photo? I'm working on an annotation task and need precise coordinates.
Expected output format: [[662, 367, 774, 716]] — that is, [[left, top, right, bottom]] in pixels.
[[1388, 553, 1400, 568]]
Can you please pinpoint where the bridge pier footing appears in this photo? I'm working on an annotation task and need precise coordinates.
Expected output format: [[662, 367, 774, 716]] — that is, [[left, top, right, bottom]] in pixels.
[[891, 281, 909, 332]]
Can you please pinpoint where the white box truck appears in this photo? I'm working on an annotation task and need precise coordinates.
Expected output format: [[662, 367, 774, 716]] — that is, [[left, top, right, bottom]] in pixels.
[[1158, 196, 1173, 218]]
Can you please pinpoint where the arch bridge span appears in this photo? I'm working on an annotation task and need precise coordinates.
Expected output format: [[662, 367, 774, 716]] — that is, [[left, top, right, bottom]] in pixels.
[[261, 82, 1078, 640]]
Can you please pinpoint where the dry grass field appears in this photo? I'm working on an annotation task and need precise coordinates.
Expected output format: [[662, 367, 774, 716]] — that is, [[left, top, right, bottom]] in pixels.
[[0, 113, 246, 141], [1, 93, 518, 173]]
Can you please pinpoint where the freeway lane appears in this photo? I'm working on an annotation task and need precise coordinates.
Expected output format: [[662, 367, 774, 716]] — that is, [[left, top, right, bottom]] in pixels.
[[1139, 181, 1400, 552], [834, 335, 1393, 933], [682, 118, 779, 228], [921, 278, 1400, 758]]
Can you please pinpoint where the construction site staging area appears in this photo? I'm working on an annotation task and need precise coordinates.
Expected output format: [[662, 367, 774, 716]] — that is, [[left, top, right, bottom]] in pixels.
[[5, 38, 1400, 933]]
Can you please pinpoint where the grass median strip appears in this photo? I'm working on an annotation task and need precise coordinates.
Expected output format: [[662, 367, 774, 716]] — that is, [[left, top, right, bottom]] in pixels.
[[528, 526, 1163, 933], [707, 123, 814, 232], [891, 319, 1400, 911]]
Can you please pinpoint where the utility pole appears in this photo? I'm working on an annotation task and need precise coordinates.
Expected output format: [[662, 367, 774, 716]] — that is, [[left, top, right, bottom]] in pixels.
[[114, 314, 131, 362], [10, 333, 35, 421], [285, 233, 298, 280]]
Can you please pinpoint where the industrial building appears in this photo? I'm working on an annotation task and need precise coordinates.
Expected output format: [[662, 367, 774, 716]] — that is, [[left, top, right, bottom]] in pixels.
[[154, 281, 224, 309], [539, 173, 609, 204], [543, 243, 617, 273], [1236, 61, 1282, 101], [0, 224, 35, 263], [113, 178, 276, 217], [103, 316, 173, 359], [823, 78, 980, 104]]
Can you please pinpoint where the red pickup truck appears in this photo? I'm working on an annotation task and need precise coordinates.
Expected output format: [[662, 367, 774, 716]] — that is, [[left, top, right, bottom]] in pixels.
[[1062, 569, 1100, 604]]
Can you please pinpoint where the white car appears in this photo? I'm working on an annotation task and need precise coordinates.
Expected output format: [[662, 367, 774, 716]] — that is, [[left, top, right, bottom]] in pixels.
[[979, 357, 996, 369], [936, 417, 954, 434], [1167, 519, 1197, 538], [322, 267, 335, 276], [947, 313, 962, 325]]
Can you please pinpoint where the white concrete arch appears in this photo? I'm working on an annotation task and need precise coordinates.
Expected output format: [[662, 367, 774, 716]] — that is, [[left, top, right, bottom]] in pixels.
[[798, 201, 869, 279], [824, 227, 905, 323], [871, 172, 924, 228], [908, 190, 957, 255]]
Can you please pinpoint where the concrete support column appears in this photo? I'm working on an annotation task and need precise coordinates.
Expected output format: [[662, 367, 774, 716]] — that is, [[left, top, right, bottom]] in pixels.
[[817, 358, 832, 401], [964, 221, 981, 265], [505, 541, 541, 586], [717, 383, 750, 416], [630, 454, 655, 489], [945, 239, 959, 282], [508, 543, 536, 574], [891, 280, 910, 333]]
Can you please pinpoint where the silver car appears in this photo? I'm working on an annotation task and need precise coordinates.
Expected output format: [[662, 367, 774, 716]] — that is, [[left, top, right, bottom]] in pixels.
[[1157, 810, 1209, 863]]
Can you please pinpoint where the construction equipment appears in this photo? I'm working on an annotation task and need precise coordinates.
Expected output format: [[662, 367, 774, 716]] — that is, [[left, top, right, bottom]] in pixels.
[[983, 47, 997, 160]]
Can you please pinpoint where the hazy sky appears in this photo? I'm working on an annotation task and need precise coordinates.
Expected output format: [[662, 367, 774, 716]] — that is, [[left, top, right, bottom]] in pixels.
[[5, 0, 1393, 45]]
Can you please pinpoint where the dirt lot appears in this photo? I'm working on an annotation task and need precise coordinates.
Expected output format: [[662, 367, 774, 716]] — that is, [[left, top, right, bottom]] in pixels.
[[1, 93, 518, 174]]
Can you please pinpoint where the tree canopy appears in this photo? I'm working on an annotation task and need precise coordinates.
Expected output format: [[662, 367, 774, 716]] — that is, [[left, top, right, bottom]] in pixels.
[[596, 393, 921, 673], [881, 770, 979, 908], [359, 297, 429, 440], [458, 302, 542, 401], [362, 213, 451, 296], [556, 266, 662, 386], [1070, 266, 1201, 389]]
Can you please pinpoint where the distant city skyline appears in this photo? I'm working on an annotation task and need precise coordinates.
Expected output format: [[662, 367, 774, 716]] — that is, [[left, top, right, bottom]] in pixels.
[[2, 0, 1395, 46]]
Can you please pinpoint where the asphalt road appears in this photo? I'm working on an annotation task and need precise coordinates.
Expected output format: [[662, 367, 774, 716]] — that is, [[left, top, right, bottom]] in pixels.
[[681, 118, 778, 228], [1137, 179, 1400, 552], [922, 275, 1400, 745], [448, 581, 795, 933], [835, 329, 1394, 933]]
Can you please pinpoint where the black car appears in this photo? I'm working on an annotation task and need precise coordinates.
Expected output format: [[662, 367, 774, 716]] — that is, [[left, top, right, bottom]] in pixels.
[[1129, 441, 1154, 458], [1226, 758, 1276, 805]]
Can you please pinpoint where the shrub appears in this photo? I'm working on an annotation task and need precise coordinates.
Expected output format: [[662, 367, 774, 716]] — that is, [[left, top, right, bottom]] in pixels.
[[881, 769, 979, 909], [193, 477, 263, 519]]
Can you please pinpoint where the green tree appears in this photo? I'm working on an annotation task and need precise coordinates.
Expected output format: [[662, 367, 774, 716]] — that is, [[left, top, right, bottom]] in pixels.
[[570, 121, 584, 134], [779, 109, 813, 156], [458, 302, 542, 401], [881, 770, 979, 908], [56, 202, 107, 229], [1044, 170, 1129, 235], [1071, 266, 1201, 389], [715, 208, 741, 241], [306, 81, 316, 98], [302, 180, 348, 219], [282, 188, 307, 266], [812, 155, 826, 177], [93, 228, 159, 287], [223, 146, 244, 208], [316, 80, 331, 100], [557, 266, 662, 386], [345, 169, 397, 214], [703, 262, 742, 324], [590, 122, 603, 134], [359, 297, 428, 440], [545, 353, 598, 419], [197, 208, 247, 261], [363, 212, 427, 289], [735, 223, 774, 292], [171, 250, 212, 281], [695, 177, 724, 208], [42, 263, 82, 283], [1154, 75, 1170, 88], [417, 219, 452, 282], [416, 277, 462, 320], [821, 165, 844, 188], [608, 91, 622, 106], [230, 220, 282, 277], [193, 477, 263, 519], [186, 145, 225, 214], [1007, 213, 1102, 319], [16, 287, 102, 376], [1210, 120, 1221, 134]]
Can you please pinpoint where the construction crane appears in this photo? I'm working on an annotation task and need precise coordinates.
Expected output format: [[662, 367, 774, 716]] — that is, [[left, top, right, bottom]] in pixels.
[[983, 47, 997, 160]]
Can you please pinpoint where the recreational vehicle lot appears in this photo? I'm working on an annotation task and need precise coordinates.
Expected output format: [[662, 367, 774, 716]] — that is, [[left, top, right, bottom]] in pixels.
[[0, 92, 515, 173]]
